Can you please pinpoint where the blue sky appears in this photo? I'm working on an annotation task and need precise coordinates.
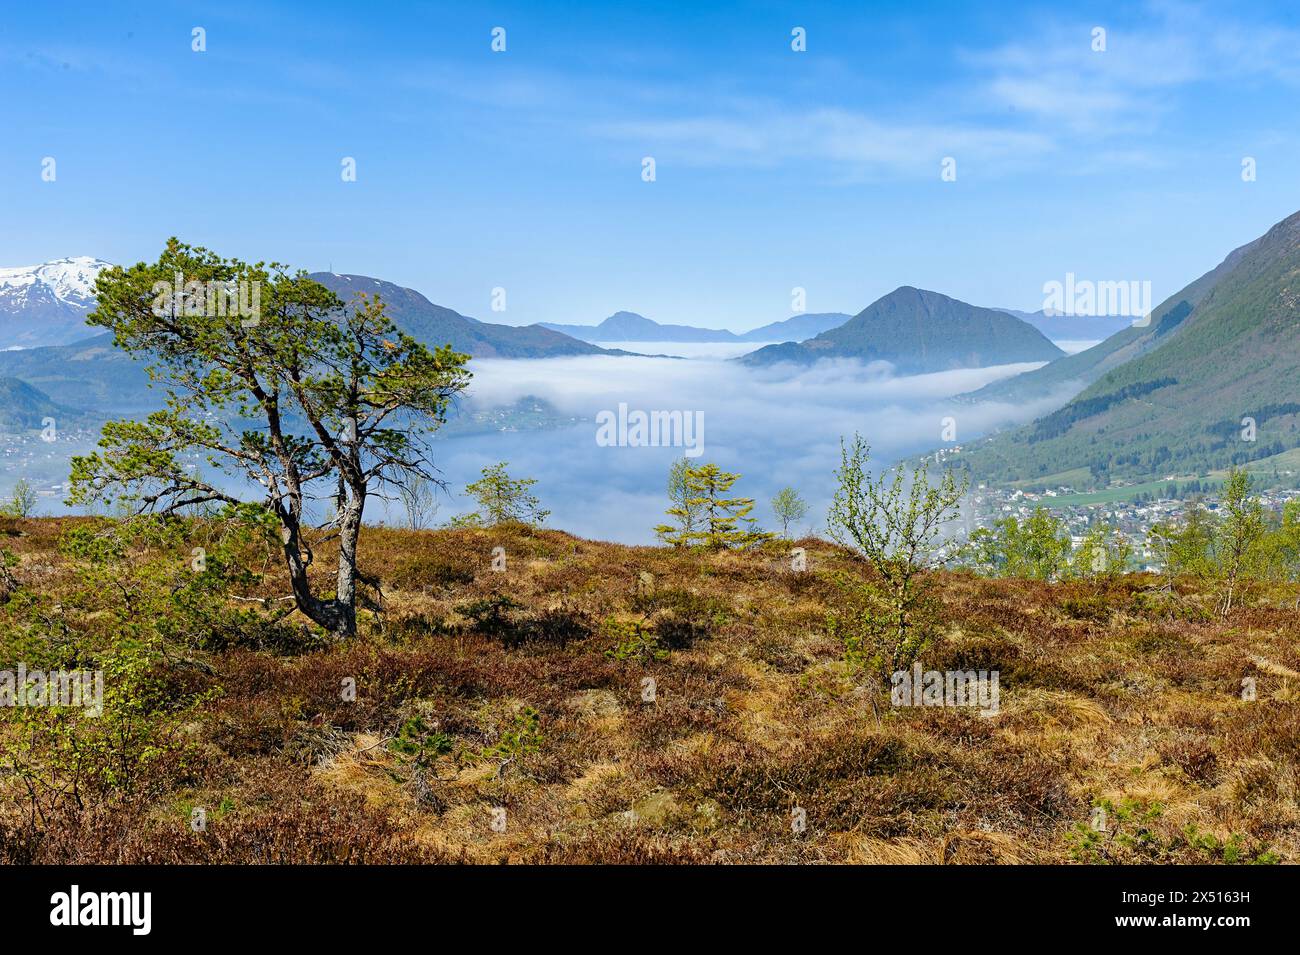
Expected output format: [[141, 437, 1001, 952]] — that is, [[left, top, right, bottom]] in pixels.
[[4, 0, 1300, 330]]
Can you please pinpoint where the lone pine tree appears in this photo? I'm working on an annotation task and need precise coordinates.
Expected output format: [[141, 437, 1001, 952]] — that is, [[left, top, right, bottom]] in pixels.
[[67, 239, 472, 639]]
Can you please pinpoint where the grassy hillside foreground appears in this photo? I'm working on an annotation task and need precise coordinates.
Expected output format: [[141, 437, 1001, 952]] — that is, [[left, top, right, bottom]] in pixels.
[[2, 518, 1298, 864]]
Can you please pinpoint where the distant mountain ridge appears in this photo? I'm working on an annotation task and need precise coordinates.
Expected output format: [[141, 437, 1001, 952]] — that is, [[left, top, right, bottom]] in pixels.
[[739, 287, 1064, 373], [309, 273, 615, 359], [0, 265, 628, 426], [542, 310, 738, 343], [0, 259, 855, 359], [740, 312, 853, 342], [0, 257, 112, 348], [541, 310, 853, 343], [994, 307, 1134, 342]]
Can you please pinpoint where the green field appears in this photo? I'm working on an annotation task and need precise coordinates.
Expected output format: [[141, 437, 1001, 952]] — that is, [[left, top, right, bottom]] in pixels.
[[1022, 447, 1300, 509], [1036, 477, 1200, 508], [1007, 467, 1092, 491]]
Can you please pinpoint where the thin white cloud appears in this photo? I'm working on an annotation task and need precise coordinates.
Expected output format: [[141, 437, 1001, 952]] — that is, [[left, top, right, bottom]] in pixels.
[[970, 1, 1300, 137], [597, 107, 1055, 174], [586, 2, 1300, 176]]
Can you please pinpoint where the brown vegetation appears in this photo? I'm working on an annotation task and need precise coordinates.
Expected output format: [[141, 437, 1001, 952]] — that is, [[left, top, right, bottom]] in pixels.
[[1, 517, 1296, 864]]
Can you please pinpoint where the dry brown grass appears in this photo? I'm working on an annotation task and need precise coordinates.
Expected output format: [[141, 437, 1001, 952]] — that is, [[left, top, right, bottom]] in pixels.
[[0, 518, 1296, 864]]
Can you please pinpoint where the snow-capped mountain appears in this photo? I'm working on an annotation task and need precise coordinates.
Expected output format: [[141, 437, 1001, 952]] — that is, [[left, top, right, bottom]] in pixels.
[[0, 256, 112, 348]]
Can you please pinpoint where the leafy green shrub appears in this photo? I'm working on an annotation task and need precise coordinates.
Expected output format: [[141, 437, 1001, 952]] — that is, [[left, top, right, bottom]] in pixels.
[[1068, 798, 1167, 863], [603, 618, 667, 662], [1182, 824, 1279, 865]]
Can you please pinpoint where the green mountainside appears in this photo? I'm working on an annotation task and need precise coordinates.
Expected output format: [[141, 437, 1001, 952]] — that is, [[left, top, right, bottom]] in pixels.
[[949, 209, 1300, 490], [0, 376, 95, 431], [0, 333, 154, 415], [961, 231, 1258, 406]]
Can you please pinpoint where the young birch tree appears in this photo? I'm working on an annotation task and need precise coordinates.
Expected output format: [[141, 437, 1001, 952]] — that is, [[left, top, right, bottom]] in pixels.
[[770, 486, 809, 539], [827, 435, 966, 670], [1215, 467, 1265, 615]]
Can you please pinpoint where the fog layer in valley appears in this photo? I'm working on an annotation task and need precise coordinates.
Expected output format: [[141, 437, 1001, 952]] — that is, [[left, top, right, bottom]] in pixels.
[[407, 346, 1076, 543]]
